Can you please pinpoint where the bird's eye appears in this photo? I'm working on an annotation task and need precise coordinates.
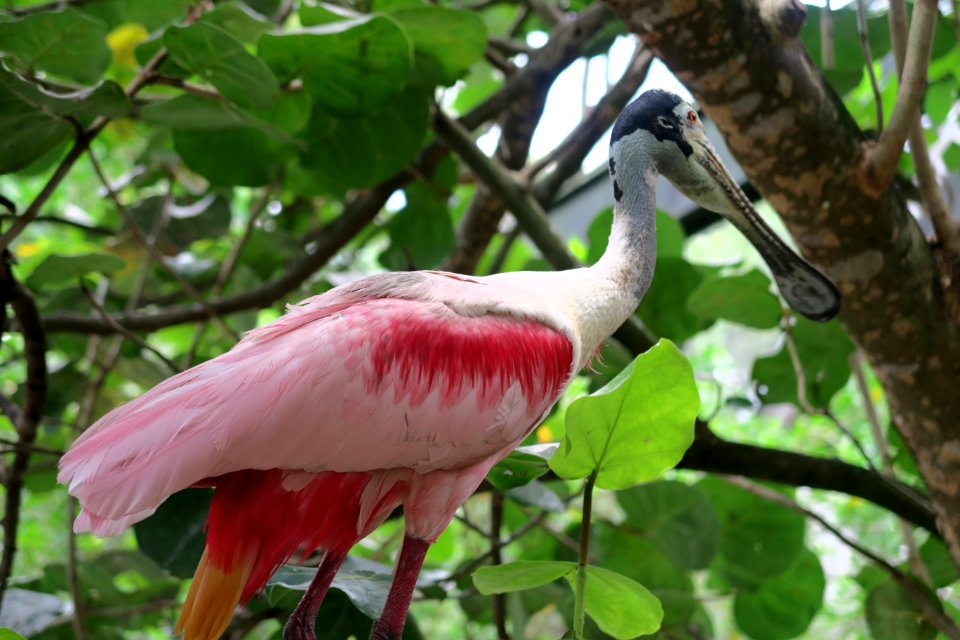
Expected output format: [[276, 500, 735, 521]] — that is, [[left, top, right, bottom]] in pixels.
[[687, 111, 698, 125], [656, 115, 673, 129]]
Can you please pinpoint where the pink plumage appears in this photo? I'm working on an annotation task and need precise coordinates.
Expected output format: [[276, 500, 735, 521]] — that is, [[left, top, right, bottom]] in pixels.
[[58, 271, 575, 640]]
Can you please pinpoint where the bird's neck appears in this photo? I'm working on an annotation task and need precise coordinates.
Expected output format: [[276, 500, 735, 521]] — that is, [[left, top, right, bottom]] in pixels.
[[591, 166, 658, 307]]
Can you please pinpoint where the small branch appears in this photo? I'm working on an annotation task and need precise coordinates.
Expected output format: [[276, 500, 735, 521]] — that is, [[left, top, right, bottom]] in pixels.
[[856, 0, 884, 132], [80, 283, 181, 374], [850, 351, 931, 585], [66, 498, 88, 640], [724, 476, 960, 640], [490, 492, 509, 640], [0, 214, 115, 236], [86, 599, 180, 617], [0, 436, 63, 456], [151, 75, 224, 101], [87, 150, 239, 341], [183, 189, 272, 368], [863, 0, 938, 194], [820, 0, 835, 68], [782, 316, 877, 470]]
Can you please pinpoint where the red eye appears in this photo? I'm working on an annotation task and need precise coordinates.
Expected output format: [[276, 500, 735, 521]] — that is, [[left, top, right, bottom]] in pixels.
[[687, 111, 698, 125]]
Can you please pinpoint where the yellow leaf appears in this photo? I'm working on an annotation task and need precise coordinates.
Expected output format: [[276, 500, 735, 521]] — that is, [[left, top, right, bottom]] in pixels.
[[16, 242, 41, 258], [536, 425, 554, 443], [107, 23, 149, 69]]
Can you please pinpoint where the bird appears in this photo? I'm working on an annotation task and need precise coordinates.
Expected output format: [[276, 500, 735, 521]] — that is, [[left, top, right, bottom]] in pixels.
[[57, 89, 840, 640]]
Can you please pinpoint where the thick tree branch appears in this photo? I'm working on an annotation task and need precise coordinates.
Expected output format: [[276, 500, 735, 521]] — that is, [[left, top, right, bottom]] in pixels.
[[681, 423, 937, 534], [0, 276, 48, 615], [603, 0, 960, 566]]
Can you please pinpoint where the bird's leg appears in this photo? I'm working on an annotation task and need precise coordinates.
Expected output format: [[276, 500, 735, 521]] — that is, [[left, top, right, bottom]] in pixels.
[[284, 549, 349, 640], [369, 535, 430, 640]]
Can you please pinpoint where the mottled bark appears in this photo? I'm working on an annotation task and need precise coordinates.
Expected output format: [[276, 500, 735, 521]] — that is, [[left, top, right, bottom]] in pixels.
[[604, 0, 960, 563]]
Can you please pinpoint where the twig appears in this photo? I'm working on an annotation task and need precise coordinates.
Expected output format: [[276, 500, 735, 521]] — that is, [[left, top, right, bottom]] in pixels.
[[863, 0, 939, 194], [724, 476, 960, 640], [182, 189, 272, 368], [0, 436, 63, 456], [0, 214, 115, 236], [87, 150, 239, 341], [880, 0, 960, 317], [820, 0, 835, 68], [85, 599, 180, 617], [66, 498, 88, 640], [782, 316, 877, 470], [151, 75, 224, 101], [850, 351, 931, 585], [856, 0, 884, 131], [490, 492, 509, 640], [80, 283, 180, 374], [573, 472, 597, 639]]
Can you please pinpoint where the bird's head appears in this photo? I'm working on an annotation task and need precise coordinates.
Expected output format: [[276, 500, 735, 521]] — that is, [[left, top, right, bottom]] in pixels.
[[610, 89, 840, 322]]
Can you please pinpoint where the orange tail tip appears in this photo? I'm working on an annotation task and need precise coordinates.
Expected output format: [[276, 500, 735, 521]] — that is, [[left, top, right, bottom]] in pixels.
[[176, 549, 254, 640]]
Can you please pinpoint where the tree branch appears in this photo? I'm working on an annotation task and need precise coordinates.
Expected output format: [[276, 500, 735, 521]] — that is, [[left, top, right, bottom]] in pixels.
[[680, 422, 937, 534], [0, 276, 47, 615], [862, 0, 938, 194]]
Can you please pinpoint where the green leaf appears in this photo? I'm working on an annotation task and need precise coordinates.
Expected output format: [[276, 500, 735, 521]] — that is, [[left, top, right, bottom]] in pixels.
[[0, 70, 129, 174], [164, 23, 280, 109], [0, 629, 28, 640], [130, 194, 233, 252], [697, 477, 806, 589], [687, 270, 782, 329], [733, 548, 825, 640], [258, 15, 412, 117], [473, 560, 575, 594], [379, 182, 454, 270], [387, 7, 487, 87], [134, 489, 211, 578], [0, 9, 111, 83], [618, 480, 719, 570], [594, 530, 695, 630], [752, 317, 855, 408], [637, 257, 712, 342], [865, 578, 938, 640], [919, 537, 959, 588], [549, 340, 699, 490], [565, 566, 662, 639], [26, 253, 126, 289], [78, 0, 195, 31], [945, 143, 960, 172], [487, 450, 550, 490], [300, 87, 429, 188]]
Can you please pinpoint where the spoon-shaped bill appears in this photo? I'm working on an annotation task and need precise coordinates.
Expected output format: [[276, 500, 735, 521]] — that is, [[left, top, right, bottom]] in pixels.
[[695, 147, 841, 322]]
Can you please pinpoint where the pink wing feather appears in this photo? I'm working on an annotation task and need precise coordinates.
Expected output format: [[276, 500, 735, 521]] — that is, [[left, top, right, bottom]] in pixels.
[[58, 272, 574, 537]]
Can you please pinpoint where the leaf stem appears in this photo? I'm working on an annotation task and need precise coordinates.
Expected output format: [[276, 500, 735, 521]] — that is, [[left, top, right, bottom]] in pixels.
[[574, 470, 597, 639]]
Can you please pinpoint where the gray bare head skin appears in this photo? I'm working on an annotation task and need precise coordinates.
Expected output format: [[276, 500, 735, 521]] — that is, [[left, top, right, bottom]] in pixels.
[[609, 90, 840, 322]]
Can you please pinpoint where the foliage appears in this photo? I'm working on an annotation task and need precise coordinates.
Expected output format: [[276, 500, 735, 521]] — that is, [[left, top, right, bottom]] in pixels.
[[0, 0, 957, 639]]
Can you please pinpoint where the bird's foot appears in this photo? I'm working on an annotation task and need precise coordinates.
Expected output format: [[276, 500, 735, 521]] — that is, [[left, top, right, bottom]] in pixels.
[[283, 615, 317, 640]]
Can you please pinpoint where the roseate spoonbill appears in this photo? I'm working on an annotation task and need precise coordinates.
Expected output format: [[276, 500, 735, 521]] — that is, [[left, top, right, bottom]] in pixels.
[[58, 90, 839, 640]]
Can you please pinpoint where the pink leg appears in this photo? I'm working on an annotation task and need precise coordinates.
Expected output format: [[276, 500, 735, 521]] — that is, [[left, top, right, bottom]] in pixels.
[[369, 535, 430, 640], [284, 549, 348, 640]]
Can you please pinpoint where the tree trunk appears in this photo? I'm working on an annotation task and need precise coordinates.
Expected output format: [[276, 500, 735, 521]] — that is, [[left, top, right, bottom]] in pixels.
[[604, 0, 960, 564]]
